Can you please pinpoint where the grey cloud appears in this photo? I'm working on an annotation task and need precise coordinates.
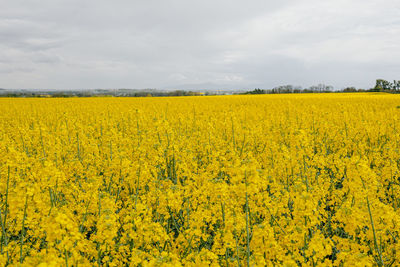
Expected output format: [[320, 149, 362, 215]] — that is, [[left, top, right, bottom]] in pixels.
[[0, 0, 399, 89], [30, 52, 62, 64], [0, 63, 35, 74], [0, 18, 64, 51]]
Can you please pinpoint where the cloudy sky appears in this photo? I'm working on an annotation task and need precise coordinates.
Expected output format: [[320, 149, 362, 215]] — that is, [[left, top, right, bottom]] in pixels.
[[1, 0, 399, 90]]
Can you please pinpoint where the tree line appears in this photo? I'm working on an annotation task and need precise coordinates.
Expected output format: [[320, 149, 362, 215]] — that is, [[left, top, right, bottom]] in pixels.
[[372, 79, 400, 92], [1, 79, 399, 97], [243, 79, 400, 95]]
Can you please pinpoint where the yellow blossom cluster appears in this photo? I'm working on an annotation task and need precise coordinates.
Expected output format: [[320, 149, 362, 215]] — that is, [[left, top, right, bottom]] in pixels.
[[0, 93, 400, 266]]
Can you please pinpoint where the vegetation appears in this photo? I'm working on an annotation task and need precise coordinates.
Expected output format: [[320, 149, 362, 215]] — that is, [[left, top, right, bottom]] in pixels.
[[0, 89, 208, 98], [372, 79, 400, 92], [243, 80, 400, 95], [0, 79, 399, 97], [0, 94, 400, 265]]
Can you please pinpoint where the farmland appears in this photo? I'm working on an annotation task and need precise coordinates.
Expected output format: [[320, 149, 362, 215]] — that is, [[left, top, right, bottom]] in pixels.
[[0, 93, 400, 266]]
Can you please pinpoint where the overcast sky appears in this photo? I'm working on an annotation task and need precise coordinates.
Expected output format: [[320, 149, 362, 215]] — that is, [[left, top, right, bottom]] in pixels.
[[1, 0, 399, 90]]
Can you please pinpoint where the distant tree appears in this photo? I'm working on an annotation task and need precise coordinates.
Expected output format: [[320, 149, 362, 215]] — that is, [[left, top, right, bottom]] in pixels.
[[374, 79, 392, 91], [318, 84, 333, 92], [134, 92, 149, 97], [168, 90, 187, 96], [293, 86, 303, 93], [245, 88, 266, 94], [272, 85, 291, 93], [343, 87, 357, 92], [308, 84, 333, 93], [393, 80, 400, 92], [271, 85, 303, 94]]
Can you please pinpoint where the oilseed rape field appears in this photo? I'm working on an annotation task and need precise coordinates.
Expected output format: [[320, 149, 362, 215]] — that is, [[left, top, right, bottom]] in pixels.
[[1, 93, 400, 266]]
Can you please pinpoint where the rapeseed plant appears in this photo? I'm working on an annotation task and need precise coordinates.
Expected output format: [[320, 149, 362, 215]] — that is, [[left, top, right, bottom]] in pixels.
[[0, 93, 399, 266]]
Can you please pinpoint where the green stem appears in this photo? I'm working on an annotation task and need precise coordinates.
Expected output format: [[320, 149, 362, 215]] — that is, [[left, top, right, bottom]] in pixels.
[[367, 197, 384, 267], [20, 196, 28, 263], [245, 192, 250, 267]]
